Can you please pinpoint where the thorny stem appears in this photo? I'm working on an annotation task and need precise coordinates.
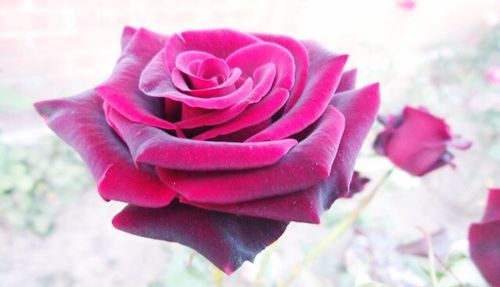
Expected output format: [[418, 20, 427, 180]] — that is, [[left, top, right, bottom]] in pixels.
[[279, 168, 394, 287]]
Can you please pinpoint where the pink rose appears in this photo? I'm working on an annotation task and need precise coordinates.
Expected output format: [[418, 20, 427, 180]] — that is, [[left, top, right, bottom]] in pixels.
[[469, 188, 500, 286], [35, 27, 380, 273], [374, 106, 471, 176]]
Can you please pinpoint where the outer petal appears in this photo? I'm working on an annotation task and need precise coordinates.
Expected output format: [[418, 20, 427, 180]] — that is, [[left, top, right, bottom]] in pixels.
[[34, 91, 176, 207], [336, 69, 357, 93], [96, 28, 177, 130], [120, 26, 138, 52], [344, 171, 370, 198], [106, 106, 298, 171], [252, 33, 309, 113], [469, 222, 500, 287], [158, 106, 345, 204], [246, 44, 348, 142], [482, 188, 500, 223], [112, 201, 288, 274], [183, 84, 380, 222]]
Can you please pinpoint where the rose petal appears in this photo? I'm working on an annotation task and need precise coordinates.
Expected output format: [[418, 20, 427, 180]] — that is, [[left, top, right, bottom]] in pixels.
[[468, 188, 500, 286], [120, 26, 138, 52], [192, 88, 289, 141], [384, 107, 454, 176], [112, 201, 288, 274], [106, 107, 298, 171], [469, 221, 500, 286], [344, 171, 370, 198], [158, 106, 345, 204], [96, 28, 177, 130], [246, 46, 348, 142], [155, 77, 254, 110], [226, 42, 295, 90], [183, 83, 380, 222], [140, 49, 243, 106], [34, 91, 176, 207], [336, 69, 357, 93], [175, 63, 276, 129], [253, 33, 309, 113], [165, 29, 261, 72]]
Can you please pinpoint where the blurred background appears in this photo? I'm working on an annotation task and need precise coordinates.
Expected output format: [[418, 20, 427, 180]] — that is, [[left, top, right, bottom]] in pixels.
[[1, 0, 499, 286]]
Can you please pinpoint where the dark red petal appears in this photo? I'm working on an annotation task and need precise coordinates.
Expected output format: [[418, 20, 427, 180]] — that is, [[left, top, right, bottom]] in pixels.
[[336, 69, 357, 93], [158, 106, 345, 204], [192, 88, 289, 141], [344, 171, 370, 198], [112, 201, 288, 274], [96, 28, 177, 130], [34, 91, 176, 207], [252, 33, 309, 113], [165, 29, 261, 72], [468, 188, 500, 286], [246, 47, 347, 142], [469, 221, 500, 286], [483, 188, 500, 223], [181, 188, 324, 223], [106, 107, 297, 171], [182, 84, 380, 222], [382, 107, 455, 176]]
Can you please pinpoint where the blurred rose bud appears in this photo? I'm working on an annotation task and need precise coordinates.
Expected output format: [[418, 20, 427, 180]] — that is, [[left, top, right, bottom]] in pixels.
[[469, 188, 500, 286], [373, 106, 471, 176], [486, 66, 500, 85], [397, 0, 416, 11]]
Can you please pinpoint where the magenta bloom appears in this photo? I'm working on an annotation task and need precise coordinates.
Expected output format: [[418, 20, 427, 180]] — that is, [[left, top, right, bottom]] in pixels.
[[34, 27, 380, 273], [374, 106, 471, 176], [469, 188, 500, 286]]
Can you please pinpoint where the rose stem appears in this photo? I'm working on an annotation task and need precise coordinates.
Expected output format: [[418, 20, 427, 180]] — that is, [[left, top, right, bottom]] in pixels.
[[212, 265, 224, 287], [416, 226, 438, 287], [252, 241, 279, 287], [279, 168, 394, 287]]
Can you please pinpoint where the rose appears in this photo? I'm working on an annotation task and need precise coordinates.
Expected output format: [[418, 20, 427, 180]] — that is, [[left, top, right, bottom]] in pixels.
[[34, 26, 380, 273], [373, 106, 471, 176], [469, 188, 500, 286]]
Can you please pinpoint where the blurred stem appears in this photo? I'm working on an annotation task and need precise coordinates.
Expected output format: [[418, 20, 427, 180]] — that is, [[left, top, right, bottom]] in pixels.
[[435, 256, 464, 286], [252, 241, 278, 287], [279, 169, 394, 287], [416, 227, 438, 287], [212, 266, 224, 287]]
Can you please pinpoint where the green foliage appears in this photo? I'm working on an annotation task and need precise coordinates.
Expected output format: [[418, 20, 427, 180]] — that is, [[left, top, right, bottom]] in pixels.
[[0, 135, 90, 235]]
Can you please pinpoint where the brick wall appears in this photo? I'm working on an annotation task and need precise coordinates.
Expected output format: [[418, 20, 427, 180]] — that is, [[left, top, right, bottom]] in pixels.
[[0, 0, 303, 104], [0, 0, 497, 131]]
